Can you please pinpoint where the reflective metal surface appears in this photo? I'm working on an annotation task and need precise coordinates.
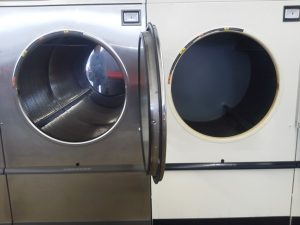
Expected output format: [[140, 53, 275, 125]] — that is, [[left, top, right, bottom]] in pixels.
[[0, 0, 144, 6], [15, 31, 126, 143], [0, 127, 4, 170], [0, 176, 11, 224], [0, 126, 9, 225], [148, 23, 166, 183], [0, 4, 146, 167], [139, 23, 166, 183], [138, 34, 150, 173], [0, 4, 152, 224], [7, 173, 150, 224], [86, 45, 125, 96]]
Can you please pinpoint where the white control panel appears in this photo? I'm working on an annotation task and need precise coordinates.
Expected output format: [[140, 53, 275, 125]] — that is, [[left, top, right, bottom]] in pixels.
[[283, 6, 300, 21]]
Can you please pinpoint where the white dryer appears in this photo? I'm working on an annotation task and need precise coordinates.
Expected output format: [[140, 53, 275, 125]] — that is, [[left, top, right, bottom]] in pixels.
[[148, 0, 300, 223]]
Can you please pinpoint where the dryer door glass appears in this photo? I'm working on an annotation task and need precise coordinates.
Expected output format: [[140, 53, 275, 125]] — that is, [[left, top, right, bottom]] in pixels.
[[138, 23, 166, 184]]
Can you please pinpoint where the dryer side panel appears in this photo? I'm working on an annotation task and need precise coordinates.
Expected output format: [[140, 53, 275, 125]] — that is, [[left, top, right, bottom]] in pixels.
[[0, 175, 11, 225]]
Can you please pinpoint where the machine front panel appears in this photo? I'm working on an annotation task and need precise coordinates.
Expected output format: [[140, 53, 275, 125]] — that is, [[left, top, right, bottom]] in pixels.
[[148, 0, 300, 163], [7, 172, 151, 224], [0, 4, 146, 168]]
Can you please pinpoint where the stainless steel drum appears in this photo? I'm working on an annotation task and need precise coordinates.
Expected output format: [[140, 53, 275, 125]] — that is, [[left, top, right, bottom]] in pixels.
[[15, 31, 126, 143]]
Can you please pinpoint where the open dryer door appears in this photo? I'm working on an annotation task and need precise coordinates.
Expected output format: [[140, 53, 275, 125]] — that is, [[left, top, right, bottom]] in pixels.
[[139, 23, 166, 184]]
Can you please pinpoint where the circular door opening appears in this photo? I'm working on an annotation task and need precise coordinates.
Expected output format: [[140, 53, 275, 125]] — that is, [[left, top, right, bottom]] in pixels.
[[171, 31, 278, 138], [15, 31, 126, 143]]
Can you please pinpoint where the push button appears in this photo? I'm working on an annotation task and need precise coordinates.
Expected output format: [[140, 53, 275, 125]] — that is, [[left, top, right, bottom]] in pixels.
[[122, 10, 140, 25], [283, 6, 300, 21]]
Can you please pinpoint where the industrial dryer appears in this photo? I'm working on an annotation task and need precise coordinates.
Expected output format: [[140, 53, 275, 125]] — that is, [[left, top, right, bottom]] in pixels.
[[147, 0, 300, 222], [0, 1, 166, 224]]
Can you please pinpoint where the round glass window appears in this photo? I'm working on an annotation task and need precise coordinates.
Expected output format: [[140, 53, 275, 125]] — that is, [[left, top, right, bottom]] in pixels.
[[15, 31, 126, 143], [171, 31, 278, 138]]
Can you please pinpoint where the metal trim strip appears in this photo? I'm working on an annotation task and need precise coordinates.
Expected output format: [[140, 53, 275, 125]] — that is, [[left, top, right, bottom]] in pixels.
[[5, 165, 144, 175], [165, 161, 300, 171], [153, 217, 291, 225], [13, 221, 150, 225], [6, 161, 299, 174]]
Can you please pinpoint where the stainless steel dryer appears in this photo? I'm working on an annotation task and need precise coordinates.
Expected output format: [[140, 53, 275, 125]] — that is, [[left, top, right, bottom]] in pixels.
[[0, 1, 166, 224]]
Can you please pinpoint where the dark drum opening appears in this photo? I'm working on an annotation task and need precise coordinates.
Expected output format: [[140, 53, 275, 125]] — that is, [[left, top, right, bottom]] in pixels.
[[171, 32, 278, 138], [16, 31, 126, 143]]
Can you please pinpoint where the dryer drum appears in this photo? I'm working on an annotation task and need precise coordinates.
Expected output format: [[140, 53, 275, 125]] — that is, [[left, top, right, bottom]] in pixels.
[[171, 31, 278, 138], [15, 32, 126, 143]]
